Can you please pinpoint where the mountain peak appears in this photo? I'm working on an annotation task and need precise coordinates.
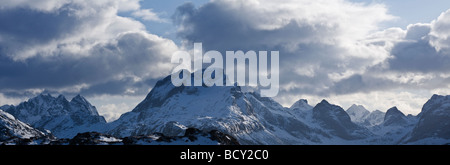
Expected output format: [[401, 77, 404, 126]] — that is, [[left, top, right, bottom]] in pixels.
[[383, 106, 407, 126], [430, 94, 443, 100], [299, 99, 308, 104], [33, 93, 53, 101], [57, 94, 65, 99], [5, 93, 106, 138], [319, 99, 330, 105], [346, 104, 370, 123], [362, 110, 385, 127], [312, 100, 368, 140], [347, 104, 369, 113], [313, 100, 347, 117], [405, 94, 450, 143], [385, 106, 405, 117], [133, 73, 242, 112], [69, 94, 101, 116], [421, 94, 450, 115], [290, 99, 312, 110], [71, 94, 87, 104], [348, 104, 366, 110], [108, 73, 298, 144], [56, 94, 67, 102]]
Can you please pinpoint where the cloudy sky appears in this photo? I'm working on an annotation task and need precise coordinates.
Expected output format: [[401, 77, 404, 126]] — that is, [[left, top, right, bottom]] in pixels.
[[1, 0, 450, 122]]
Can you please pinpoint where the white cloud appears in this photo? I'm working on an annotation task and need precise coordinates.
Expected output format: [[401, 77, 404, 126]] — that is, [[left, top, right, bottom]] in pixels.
[[381, 10, 450, 74], [2, 0, 450, 118], [0, 93, 27, 107], [174, 0, 450, 116], [174, 0, 395, 96], [0, 0, 175, 61], [430, 9, 450, 52], [98, 103, 131, 122], [89, 94, 143, 122], [132, 9, 167, 22]]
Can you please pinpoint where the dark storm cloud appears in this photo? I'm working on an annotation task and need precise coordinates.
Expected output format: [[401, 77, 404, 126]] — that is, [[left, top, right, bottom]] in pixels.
[[78, 76, 159, 96], [329, 74, 405, 95], [2, 0, 450, 103], [0, 7, 77, 44], [173, 2, 336, 52], [329, 18, 450, 95], [386, 15, 450, 74], [173, 1, 393, 97], [0, 7, 78, 63], [0, 32, 176, 96], [388, 39, 450, 73], [172, 0, 450, 101], [0, 0, 178, 97]]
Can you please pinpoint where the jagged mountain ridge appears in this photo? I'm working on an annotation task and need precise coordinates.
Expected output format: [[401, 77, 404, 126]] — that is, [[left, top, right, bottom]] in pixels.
[[2, 101, 237, 145], [363, 110, 385, 127], [2, 94, 107, 138], [103, 72, 450, 144], [1, 73, 450, 144], [105, 72, 381, 144], [346, 105, 385, 127]]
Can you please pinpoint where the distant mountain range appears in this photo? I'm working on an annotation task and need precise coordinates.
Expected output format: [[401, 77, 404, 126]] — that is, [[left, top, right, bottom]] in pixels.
[[2, 94, 106, 138], [1, 72, 450, 145]]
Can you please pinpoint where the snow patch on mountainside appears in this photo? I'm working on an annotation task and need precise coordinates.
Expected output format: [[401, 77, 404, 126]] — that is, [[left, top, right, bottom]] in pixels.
[[347, 104, 370, 123], [0, 109, 46, 141]]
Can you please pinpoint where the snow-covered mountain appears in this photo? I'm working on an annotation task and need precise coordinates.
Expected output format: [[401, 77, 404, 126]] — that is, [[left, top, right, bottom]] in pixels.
[[106, 74, 322, 144], [3, 94, 106, 138], [383, 107, 408, 127], [312, 100, 371, 140], [346, 105, 385, 127], [346, 104, 370, 124], [101, 72, 450, 144], [106, 71, 378, 144], [289, 99, 313, 120], [106, 75, 261, 140], [0, 109, 47, 142], [2, 72, 450, 145], [106, 71, 384, 144], [290, 99, 313, 111], [363, 110, 385, 127], [401, 94, 450, 144], [366, 106, 416, 144]]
